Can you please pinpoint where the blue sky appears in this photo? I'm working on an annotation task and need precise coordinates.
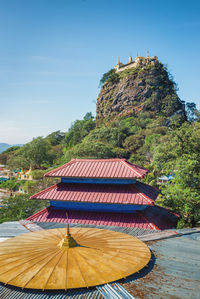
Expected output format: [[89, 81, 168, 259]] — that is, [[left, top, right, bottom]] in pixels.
[[0, 0, 200, 144]]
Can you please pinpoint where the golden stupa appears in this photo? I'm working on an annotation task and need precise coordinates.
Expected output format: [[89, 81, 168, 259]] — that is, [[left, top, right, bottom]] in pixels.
[[0, 224, 151, 290]]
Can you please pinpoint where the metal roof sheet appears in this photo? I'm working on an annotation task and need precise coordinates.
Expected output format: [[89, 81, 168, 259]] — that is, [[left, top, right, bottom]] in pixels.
[[32, 221, 158, 237], [44, 159, 148, 179], [122, 231, 200, 299], [143, 205, 178, 230], [0, 283, 103, 298], [0, 221, 28, 238], [30, 181, 158, 206], [26, 207, 158, 230]]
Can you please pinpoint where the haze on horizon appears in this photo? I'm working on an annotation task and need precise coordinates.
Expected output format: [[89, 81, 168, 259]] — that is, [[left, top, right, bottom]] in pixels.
[[0, 0, 200, 144]]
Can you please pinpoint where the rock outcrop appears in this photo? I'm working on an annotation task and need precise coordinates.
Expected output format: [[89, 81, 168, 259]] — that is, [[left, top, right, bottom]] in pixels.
[[96, 59, 186, 121]]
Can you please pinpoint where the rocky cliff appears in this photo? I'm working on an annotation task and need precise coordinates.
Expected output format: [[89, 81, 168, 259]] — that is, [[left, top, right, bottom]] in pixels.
[[96, 59, 186, 121]]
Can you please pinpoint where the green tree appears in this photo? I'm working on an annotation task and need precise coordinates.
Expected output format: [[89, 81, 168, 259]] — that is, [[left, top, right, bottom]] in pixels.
[[21, 137, 51, 168], [1, 146, 20, 154], [123, 133, 145, 154], [159, 157, 200, 227], [46, 131, 65, 146], [0, 146, 21, 166], [23, 180, 41, 194], [32, 169, 47, 180], [99, 69, 119, 87], [186, 102, 200, 122], [0, 178, 21, 191], [150, 122, 200, 227], [7, 155, 29, 169], [0, 195, 48, 224], [84, 126, 127, 148], [83, 112, 94, 121], [64, 115, 95, 148], [64, 141, 115, 160]]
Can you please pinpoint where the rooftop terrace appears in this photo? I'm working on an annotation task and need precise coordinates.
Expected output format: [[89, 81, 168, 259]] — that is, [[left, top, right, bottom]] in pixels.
[[0, 222, 199, 298]]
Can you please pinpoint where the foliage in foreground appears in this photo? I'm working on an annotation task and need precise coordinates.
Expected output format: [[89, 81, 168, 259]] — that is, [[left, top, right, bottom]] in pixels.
[[0, 195, 48, 224], [150, 123, 200, 227]]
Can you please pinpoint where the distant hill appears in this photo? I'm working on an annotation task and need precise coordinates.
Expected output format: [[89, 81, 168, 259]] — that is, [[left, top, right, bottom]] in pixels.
[[97, 55, 186, 121], [0, 143, 23, 154]]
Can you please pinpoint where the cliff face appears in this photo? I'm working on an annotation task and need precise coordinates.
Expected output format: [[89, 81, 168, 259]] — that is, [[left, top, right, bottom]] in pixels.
[[96, 61, 186, 120]]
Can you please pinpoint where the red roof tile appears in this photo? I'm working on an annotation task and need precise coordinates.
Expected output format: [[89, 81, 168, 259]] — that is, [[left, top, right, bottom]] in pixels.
[[30, 182, 158, 205], [27, 207, 158, 230], [44, 159, 148, 179]]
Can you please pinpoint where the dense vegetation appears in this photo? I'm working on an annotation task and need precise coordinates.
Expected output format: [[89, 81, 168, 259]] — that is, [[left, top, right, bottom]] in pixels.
[[0, 64, 200, 228], [0, 195, 48, 224]]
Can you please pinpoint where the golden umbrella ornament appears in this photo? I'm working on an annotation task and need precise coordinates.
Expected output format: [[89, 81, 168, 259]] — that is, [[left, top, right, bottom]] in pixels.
[[0, 222, 151, 290]]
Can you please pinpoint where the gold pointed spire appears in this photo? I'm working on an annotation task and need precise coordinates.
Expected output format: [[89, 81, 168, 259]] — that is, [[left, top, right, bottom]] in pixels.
[[128, 55, 133, 63], [58, 212, 78, 248]]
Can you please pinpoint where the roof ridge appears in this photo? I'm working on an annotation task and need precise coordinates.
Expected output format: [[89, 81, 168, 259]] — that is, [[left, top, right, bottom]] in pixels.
[[44, 159, 76, 177], [139, 212, 160, 230], [136, 181, 159, 200], [126, 160, 149, 172], [30, 183, 59, 199], [75, 158, 126, 162], [133, 184, 154, 205], [26, 207, 50, 221], [120, 160, 145, 178]]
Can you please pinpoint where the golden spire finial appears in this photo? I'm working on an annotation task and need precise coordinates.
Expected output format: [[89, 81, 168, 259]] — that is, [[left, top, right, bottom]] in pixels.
[[117, 57, 120, 65], [66, 212, 70, 236], [58, 212, 78, 248], [128, 55, 133, 63]]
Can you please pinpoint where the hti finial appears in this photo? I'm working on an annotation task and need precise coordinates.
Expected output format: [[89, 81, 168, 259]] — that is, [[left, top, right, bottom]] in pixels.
[[147, 50, 149, 57], [58, 212, 78, 248], [66, 212, 70, 236]]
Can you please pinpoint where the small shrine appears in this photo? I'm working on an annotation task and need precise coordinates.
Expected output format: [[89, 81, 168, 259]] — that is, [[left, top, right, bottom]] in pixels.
[[18, 166, 33, 180], [114, 54, 158, 73]]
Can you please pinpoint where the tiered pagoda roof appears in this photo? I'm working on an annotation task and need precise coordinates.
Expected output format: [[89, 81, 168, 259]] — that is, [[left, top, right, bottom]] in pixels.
[[27, 208, 158, 230], [30, 181, 158, 206], [26, 158, 171, 231]]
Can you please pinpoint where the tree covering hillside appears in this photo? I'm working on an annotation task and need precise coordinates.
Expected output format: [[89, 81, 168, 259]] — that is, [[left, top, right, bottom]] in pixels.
[[0, 62, 200, 227], [0, 143, 22, 154]]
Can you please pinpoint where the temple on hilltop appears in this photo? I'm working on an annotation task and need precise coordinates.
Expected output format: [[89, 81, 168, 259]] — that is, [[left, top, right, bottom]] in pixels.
[[27, 159, 177, 232], [114, 54, 158, 73]]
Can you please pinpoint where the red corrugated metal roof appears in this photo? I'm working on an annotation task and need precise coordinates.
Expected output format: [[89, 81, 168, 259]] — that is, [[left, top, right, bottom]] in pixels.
[[44, 159, 148, 179], [30, 182, 158, 205], [26, 207, 158, 230], [143, 206, 178, 230]]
